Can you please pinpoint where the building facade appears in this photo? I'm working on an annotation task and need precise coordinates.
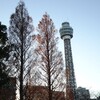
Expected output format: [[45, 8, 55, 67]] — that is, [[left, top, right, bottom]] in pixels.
[[24, 85, 65, 100], [0, 77, 16, 100], [76, 87, 90, 100]]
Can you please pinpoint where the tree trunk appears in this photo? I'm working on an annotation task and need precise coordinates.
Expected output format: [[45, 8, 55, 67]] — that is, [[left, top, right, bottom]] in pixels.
[[20, 21, 24, 100], [47, 32, 52, 100]]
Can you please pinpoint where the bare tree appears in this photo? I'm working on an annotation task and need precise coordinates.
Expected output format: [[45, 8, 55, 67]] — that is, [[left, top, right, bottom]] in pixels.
[[9, 1, 34, 100], [91, 92, 100, 100], [35, 13, 64, 100]]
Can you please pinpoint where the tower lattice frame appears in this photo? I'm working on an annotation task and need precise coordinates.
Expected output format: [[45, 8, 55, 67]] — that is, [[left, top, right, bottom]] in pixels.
[[60, 22, 77, 100]]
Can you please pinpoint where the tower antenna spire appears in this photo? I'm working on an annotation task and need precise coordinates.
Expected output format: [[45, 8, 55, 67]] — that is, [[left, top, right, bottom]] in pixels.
[[59, 22, 77, 100]]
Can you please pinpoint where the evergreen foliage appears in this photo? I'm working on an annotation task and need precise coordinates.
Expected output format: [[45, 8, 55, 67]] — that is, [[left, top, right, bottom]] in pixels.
[[0, 22, 10, 87]]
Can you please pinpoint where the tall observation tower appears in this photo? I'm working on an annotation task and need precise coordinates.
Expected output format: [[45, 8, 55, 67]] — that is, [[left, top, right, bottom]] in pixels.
[[59, 22, 77, 100]]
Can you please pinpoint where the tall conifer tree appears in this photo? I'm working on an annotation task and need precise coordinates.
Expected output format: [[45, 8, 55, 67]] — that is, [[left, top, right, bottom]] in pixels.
[[9, 1, 34, 100], [35, 13, 64, 100]]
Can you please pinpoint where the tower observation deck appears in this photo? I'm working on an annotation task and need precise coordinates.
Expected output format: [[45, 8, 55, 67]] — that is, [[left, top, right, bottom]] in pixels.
[[59, 22, 77, 100]]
